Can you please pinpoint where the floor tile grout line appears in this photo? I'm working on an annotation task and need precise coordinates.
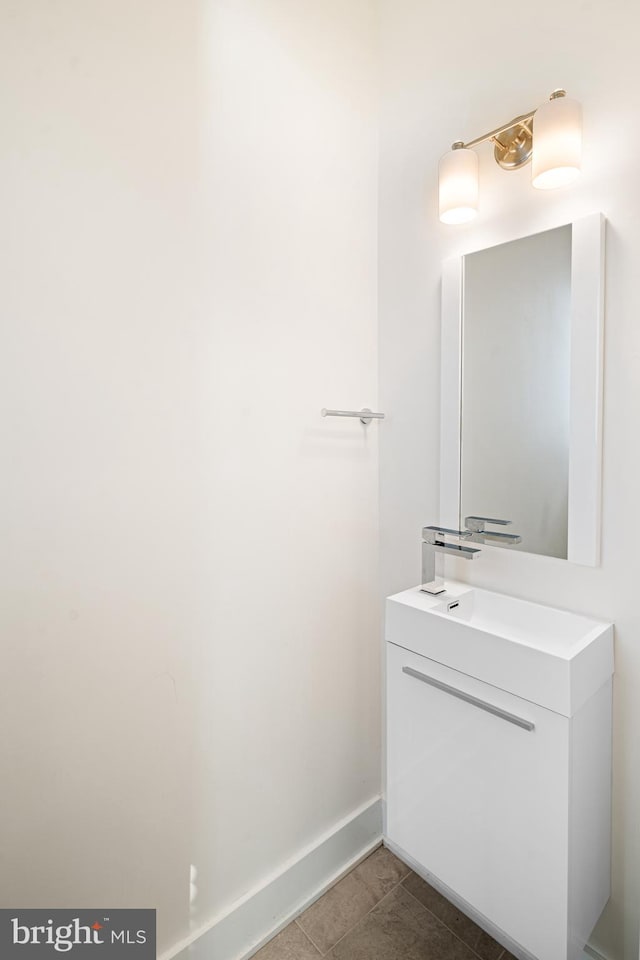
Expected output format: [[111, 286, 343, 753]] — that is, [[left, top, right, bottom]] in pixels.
[[294, 853, 412, 957], [293, 918, 324, 957], [319, 870, 413, 956], [325, 876, 408, 955], [259, 854, 510, 960], [400, 879, 500, 960]]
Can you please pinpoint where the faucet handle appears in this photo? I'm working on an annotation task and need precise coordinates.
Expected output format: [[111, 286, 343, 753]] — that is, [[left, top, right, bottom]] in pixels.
[[465, 516, 512, 532], [423, 525, 473, 541]]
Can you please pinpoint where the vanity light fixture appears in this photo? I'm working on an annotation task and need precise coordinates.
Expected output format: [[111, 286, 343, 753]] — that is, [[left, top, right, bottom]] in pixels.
[[438, 90, 582, 224]]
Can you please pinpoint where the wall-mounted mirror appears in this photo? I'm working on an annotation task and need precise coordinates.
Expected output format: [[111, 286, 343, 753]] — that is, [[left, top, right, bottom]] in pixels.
[[440, 214, 605, 565]]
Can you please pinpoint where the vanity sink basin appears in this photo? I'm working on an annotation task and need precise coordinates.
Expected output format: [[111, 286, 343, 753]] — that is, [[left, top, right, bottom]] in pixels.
[[386, 582, 613, 715]]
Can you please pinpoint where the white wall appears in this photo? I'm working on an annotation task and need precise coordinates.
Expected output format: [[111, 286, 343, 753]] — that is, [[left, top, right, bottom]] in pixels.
[[0, 2, 380, 955], [378, 1, 640, 958]]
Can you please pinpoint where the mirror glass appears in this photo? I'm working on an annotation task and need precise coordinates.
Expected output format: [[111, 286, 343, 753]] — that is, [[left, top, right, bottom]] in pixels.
[[461, 225, 572, 559], [441, 213, 604, 566]]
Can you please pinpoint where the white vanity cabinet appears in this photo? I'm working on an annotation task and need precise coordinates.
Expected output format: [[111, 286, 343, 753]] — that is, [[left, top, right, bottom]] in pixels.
[[385, 585, 613, 960]]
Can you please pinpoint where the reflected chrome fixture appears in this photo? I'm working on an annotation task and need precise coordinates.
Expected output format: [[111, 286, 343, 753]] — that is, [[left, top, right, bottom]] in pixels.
[[421, 517, 522, 594], [439, 90, 582, 224], [321, 407, 385, 425], [465, 516, 522, 546], [421, 525, 481, 595]]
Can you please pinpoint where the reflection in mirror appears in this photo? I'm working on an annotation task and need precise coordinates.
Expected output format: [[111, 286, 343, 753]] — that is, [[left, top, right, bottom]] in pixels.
[[441, 213, 604, 566], [461, 225, 572, 559]]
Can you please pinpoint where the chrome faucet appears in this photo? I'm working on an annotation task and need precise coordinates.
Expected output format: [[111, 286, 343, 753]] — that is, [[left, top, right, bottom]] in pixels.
[[464, 516, 522, 545], [421, 526, 481, 595]]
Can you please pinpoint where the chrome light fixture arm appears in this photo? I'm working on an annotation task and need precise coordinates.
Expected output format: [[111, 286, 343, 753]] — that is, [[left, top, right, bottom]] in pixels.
[[460, 109, 536, 151], [458, 108, 537, 172]]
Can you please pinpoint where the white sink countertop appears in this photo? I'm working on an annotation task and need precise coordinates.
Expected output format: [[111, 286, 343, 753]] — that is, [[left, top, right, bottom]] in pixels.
[[386, 582, 614, 716]]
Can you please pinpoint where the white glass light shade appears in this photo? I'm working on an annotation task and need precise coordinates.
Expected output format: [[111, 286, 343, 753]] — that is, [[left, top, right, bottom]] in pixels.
[[439, 147, 479, 224], [532, 95, 582, 189]]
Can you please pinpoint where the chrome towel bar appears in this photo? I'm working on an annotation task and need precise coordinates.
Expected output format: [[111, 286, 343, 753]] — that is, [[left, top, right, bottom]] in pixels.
[[321, 407, 385, 425]]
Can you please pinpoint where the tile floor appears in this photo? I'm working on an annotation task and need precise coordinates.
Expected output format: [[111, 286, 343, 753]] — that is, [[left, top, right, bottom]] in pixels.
[[253, 846, 517, 960]]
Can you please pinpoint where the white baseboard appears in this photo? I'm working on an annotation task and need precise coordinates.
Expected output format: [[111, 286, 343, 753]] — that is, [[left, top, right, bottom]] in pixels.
[[583, 946, 609, 960], [160, 797, 383, 960]]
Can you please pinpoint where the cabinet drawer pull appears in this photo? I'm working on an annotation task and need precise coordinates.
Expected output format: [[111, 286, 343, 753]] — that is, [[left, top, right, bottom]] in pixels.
[[402, 666, 535, 732]]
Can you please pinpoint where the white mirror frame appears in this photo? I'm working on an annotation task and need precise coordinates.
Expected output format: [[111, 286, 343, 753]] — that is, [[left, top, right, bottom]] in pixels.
[[440, 212, 605, 566]]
